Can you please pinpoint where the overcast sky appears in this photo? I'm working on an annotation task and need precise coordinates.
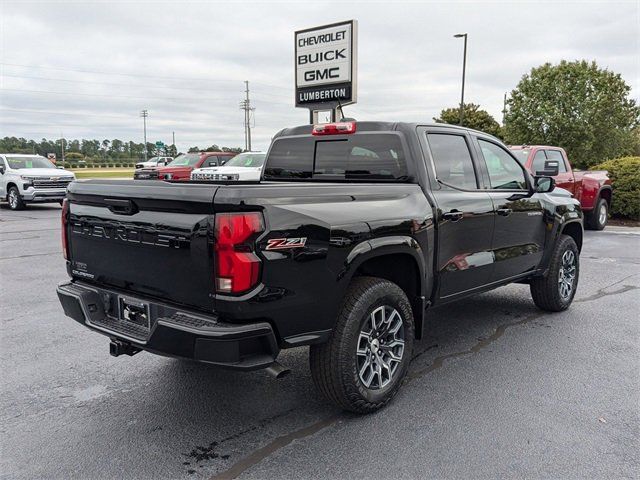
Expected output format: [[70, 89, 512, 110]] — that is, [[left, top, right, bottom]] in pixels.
[[1, 0, 638, 153]]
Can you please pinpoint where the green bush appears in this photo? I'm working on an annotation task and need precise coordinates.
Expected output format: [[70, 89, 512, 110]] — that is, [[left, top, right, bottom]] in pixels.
[[592, 156, 640, 219]]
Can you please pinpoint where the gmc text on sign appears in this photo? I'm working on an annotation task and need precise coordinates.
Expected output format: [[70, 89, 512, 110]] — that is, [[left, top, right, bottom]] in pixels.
[[295, 20, 357, 108]]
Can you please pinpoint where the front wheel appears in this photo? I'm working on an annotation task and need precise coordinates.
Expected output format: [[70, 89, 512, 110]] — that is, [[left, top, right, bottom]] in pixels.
[[7, 186, 26, 210], [586, 198, 608, 230], [530, 234, 579, 311], [309, 276, 414, 413]]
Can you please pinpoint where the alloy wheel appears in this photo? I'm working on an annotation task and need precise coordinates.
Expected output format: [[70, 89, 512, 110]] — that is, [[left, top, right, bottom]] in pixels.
[[558, 250, 577, 300], [8, 190, 18, 209], [598, 203, 607, 226], [356, 305, 405, 390]]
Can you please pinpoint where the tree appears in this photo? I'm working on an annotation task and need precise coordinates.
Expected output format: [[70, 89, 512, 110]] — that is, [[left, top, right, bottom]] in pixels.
[[433, 103, 501, 137], [504, 60, 640, 168]]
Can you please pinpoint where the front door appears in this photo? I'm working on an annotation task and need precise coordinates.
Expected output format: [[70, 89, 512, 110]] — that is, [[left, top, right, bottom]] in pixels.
[[475, 138, 547, 282], [546, 149, 575, 195], [423, 130, 496, 299]]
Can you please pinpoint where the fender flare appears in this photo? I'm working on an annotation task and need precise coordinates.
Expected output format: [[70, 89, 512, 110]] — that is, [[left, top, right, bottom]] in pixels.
[[595, 185, 613, 205], [340, 235, 428, 338], [540, 216, 584, 275]]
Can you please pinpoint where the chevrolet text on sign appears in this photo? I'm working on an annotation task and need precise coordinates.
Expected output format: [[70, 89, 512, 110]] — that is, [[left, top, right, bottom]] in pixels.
[[295, 20, 357, 108]]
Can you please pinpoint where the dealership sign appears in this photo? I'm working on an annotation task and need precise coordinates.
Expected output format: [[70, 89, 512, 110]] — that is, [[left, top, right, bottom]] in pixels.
[[295, 20, 357, 109]]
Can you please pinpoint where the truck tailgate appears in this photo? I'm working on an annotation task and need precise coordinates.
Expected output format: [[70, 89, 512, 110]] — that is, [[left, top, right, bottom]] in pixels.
[[65, 180, 218, 311]]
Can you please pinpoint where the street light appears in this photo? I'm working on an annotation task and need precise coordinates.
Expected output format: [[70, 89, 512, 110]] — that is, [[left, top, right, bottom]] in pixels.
[[454, 33, 468, 127]]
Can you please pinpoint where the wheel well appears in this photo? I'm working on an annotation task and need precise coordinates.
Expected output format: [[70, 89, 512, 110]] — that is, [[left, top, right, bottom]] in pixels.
[[5, 182, 17, 198], [562, 222, 583, 252], [599, 188, 612, 205], [353, 253, 424, 338]]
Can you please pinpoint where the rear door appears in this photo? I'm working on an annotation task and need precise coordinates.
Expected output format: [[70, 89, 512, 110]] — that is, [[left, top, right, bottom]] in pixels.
[[66, 181, 219, 311], [420, 128, 495, 299], [474, 137, 546, 282]]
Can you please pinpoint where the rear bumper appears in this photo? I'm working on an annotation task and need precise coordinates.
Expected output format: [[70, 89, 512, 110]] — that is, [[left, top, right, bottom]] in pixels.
[[56, 281, 279, 370]]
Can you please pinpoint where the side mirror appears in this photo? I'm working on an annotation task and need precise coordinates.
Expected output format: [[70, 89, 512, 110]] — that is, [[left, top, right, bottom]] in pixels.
[[535, 160, 559, 177], [0, 165, 5, 174], [535, 176, 556, 193]]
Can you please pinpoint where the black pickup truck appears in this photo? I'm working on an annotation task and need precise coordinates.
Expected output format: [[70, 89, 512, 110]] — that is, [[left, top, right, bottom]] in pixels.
[[57, 121, 583, 413]]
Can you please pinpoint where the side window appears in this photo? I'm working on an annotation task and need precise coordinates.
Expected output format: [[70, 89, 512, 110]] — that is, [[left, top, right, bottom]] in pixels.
[[478, 140, 528, 190], [426, 133, 478, 190], [532, 150, 547, 173], [545, 150, 567, 173]]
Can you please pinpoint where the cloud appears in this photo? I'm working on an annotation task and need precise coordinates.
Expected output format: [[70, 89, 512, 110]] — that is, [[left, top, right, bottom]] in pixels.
[[1, 0, 638, 152]]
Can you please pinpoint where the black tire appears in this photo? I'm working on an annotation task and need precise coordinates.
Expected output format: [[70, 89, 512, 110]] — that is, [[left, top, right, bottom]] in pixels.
[[309, 276, 414, 413], [7, 186, 26, 210], [586, 197, 608, 231], [530, 234, 579, 312]]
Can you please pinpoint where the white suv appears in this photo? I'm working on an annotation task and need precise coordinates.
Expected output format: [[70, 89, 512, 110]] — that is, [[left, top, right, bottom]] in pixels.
[[135, 156, 173, 169], [191, 152, 266, 181], [0, 154, 76, 210]]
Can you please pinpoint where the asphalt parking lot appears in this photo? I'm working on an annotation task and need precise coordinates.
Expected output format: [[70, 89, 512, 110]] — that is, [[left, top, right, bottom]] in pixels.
[[1, 203, 638, 479]]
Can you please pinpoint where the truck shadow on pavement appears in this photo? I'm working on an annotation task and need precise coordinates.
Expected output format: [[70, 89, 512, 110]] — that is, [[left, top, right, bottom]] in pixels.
[[137, 287, 548, 476]]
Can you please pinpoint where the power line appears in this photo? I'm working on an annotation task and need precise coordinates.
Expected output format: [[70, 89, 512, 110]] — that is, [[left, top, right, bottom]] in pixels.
[[1, 72, 293, 100], [1, 87, 287, 105], [1, 62, 291, 91]]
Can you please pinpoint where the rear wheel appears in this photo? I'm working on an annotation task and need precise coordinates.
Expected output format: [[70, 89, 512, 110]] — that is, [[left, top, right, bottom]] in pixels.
[[586, 197, 608, 230], [530, 234, 579, 311], [309, 276, 414, 413], [7, 186, 25, 210]]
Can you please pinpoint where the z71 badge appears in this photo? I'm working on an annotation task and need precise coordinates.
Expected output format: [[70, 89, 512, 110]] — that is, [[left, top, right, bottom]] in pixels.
[[265, 237, 307, 250]]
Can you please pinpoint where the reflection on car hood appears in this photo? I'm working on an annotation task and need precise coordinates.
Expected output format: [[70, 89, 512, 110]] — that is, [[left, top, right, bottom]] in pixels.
[[194, 166, 261, 175], [14, 168, 74, 177], [549, 186, 572, 198]]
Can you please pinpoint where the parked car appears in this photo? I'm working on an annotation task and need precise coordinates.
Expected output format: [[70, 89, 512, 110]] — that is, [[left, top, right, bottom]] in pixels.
[[134, 152, 235, 181], [191, 151, 267, 181], [509, 145, 612, 230], [135, 156, 173, 169], [0, 154, 75, 210], [57, 121, 583, 413]]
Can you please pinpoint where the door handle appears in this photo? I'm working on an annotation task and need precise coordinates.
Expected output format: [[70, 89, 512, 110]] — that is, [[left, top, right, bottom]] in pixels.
[[442, 210, 464, 222], [497, 208, 513, 217]]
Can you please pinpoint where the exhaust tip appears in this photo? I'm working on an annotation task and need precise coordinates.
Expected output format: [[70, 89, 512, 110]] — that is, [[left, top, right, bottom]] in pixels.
[[264, 362, 291, 379]]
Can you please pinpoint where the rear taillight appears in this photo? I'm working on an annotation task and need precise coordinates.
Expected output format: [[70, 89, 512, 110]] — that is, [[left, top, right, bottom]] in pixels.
[[61, 198, 69, 260], [312, 122, 357, 135], [214, 212, 264, 294]]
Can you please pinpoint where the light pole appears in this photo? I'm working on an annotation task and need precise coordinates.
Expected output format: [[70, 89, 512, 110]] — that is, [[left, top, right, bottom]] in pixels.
[[454, 33, 468, 127], [140, 110, 148, 161]]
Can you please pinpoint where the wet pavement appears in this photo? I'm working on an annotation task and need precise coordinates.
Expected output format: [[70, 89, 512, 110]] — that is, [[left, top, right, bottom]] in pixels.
[[1, 204, 638, 479]]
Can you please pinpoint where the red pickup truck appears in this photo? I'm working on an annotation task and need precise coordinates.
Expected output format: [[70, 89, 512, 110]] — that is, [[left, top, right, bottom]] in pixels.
[[134, 151, 236, 181], [509, 146, 612, 230]]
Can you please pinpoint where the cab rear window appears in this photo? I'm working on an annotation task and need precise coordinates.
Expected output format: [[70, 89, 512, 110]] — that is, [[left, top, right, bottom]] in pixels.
[[264, 134, 408, 181]]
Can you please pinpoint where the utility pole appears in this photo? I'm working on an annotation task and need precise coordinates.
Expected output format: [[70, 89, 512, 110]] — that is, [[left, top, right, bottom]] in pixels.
[[60, 132, 65, 168], [239, 81, 255, 151], [454, 33, 468, 127], [502, 92, 507, 126], [140, 109, 149, 161], [172, 131, 176, 156]]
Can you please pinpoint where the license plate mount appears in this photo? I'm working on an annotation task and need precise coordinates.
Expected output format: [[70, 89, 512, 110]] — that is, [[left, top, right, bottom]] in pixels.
[[118, 297, 150, 330]]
